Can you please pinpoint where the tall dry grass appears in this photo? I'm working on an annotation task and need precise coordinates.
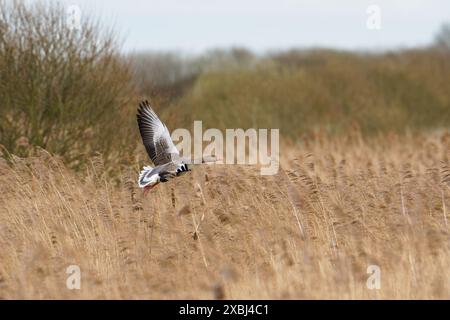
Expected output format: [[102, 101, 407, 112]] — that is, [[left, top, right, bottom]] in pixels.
[[1, 1, 450, 300], [1, 131, 449, 299]]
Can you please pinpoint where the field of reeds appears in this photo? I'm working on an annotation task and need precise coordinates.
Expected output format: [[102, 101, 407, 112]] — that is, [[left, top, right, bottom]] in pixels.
[[1, 132, 450, 299], [1, 1, 450, 299]]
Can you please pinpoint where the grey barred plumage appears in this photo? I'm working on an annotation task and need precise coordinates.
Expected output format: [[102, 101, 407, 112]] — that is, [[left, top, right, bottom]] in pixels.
[[137, 100, 190, 193], [136, 100, 220, 194]]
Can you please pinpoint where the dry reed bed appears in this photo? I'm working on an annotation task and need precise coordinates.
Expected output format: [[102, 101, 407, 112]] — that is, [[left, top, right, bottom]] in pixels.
[[0, 132, 449, 299]]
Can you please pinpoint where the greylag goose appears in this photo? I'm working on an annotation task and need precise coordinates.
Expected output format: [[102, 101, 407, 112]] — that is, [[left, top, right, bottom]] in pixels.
[[137, 100, 191, 194]]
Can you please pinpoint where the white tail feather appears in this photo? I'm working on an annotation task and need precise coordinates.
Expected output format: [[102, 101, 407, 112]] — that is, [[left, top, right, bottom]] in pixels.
[[138, 165, 158, 188]]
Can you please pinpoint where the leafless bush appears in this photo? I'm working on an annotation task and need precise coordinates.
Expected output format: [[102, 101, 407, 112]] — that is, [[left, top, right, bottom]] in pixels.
[[0, 0, 136, 165]]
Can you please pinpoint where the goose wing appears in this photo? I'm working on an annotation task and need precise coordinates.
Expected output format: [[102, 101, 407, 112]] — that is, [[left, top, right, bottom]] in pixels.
[[137, 100, 179, 166]]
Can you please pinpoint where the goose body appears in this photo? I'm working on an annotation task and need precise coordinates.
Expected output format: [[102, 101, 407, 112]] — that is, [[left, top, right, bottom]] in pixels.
[[136, 100, 190, 194]]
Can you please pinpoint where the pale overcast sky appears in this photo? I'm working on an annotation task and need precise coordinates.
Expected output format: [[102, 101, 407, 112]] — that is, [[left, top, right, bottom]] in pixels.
[[43, 0, 450, 53]]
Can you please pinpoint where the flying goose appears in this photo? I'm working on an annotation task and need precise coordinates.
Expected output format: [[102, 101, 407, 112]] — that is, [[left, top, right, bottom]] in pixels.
[[137, 100, 220, 194], [136, 100, 191, 194]]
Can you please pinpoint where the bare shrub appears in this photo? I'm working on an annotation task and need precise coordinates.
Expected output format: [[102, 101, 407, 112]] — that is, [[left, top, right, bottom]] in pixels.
[[0, 0, 136, 166]]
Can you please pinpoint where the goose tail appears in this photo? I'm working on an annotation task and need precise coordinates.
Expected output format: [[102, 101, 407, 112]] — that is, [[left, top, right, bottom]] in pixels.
[[138, 165, 156, 188]]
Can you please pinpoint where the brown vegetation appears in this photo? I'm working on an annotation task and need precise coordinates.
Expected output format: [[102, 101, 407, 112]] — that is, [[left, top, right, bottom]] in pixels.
[[1, 1, 449, 299], [0, 0, 136, 167], [1, 132, 449, 299]]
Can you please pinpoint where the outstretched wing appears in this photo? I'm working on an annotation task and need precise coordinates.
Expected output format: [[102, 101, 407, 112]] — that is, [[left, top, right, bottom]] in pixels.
[[136, 100, 179, 166]]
